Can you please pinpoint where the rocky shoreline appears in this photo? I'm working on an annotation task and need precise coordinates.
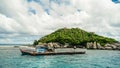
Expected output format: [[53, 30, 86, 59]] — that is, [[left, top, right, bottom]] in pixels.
[[86, 42, 120, 50], [0, 42, 120, 51], [33, 42, 120, 51]]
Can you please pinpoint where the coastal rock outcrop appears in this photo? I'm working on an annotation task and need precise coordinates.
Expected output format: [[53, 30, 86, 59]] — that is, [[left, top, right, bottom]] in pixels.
[[47, 42, 60, 48], [93, 42, 97, 49], [87, 42, 120, 50], [87, 42, 94, 49], [86, 42, 98, 49], [97, 43, 102, 49]]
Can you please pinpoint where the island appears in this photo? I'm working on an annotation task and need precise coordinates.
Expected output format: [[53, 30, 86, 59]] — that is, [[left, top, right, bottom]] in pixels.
[[33, 28, 120, 50]]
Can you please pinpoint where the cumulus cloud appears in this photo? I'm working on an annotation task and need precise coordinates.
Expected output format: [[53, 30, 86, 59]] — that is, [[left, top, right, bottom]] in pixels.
[[0, 0, 120, 44]]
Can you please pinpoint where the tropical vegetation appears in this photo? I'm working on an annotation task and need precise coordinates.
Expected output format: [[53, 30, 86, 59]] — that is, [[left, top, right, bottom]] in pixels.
[[33, 28, 118, 46]]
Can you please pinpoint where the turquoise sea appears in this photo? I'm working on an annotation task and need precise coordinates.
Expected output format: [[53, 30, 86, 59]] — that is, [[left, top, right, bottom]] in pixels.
[[0, 46, 120, 68]]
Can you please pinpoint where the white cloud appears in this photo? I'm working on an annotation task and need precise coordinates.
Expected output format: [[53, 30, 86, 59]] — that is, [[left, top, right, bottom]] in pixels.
[[0, 0, 120, 44]]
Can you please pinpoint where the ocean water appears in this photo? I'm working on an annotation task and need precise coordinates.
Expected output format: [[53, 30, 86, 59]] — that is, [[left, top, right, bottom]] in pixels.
[[0, 47, 120, 68]]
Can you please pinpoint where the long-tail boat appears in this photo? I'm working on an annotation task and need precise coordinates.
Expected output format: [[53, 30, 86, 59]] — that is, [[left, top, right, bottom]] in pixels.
[[19, 45, 86, 56]]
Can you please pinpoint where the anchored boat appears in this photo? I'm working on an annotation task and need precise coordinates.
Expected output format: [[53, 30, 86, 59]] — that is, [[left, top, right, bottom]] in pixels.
[[19, 45, 86, 56]]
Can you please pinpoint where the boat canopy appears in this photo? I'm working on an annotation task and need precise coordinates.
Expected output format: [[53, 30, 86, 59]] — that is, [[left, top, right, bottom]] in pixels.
[[36, 45, 47, 53]]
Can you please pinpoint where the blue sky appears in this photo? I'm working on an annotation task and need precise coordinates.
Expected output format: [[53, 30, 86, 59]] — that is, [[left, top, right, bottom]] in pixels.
[[112, 0, 120, 3], [0, 0, 120, 44]]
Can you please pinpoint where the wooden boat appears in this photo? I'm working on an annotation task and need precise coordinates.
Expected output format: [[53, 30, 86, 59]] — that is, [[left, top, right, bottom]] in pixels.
[[19, 48, 86, 56]]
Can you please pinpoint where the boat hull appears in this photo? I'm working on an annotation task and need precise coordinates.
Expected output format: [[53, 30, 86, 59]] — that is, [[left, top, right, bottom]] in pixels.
[[20, 48, 86, 56]]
